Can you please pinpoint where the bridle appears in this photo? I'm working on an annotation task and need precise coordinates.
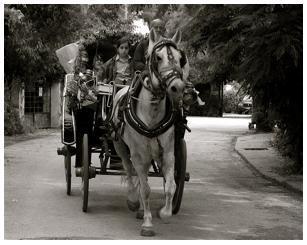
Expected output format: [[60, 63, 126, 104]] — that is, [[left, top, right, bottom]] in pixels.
[[144, 39, 184, 99]]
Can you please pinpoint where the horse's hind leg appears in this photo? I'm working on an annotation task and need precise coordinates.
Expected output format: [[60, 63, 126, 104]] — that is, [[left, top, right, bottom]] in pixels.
[[158, 152, 176, 220], [113, 140, 140, 211], [126, 176, 140, 211]]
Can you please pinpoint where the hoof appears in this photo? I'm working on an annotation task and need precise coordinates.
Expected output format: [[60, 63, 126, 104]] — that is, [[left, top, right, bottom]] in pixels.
[[157, 209, 171, 223], [141, 228, 155, 237], [156, 205, 164, 218], [127, 199, 140, 212], [136, 210, 144, 219], [156, 208, 165, 219]]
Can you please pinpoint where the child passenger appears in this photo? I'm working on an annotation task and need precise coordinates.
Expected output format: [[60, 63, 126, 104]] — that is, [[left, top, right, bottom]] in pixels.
[[100, 36, 134, 85]]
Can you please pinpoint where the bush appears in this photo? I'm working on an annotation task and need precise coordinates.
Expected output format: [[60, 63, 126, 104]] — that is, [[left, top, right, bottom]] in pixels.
[[4, 96, 24, 136], [273, 124, 302, 174], [251, 111, 273, 132], [223, 90, 240, 113]]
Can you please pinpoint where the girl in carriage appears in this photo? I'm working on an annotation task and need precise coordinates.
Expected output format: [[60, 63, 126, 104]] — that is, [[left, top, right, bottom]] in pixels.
[[99, 36, 134, 85], [97, 36, 135, 169]]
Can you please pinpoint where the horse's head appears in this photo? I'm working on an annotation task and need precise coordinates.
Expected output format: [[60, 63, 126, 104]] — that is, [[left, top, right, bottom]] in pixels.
[[147, 28, 189, 108]]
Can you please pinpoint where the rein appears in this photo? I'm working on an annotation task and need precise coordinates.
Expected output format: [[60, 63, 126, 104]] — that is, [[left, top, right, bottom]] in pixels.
[[130, 95, 162, 104]]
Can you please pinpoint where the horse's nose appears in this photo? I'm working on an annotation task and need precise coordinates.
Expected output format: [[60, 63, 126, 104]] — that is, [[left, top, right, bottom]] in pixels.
[[169, 79, 185, 95], [171, 85, 177, 93]]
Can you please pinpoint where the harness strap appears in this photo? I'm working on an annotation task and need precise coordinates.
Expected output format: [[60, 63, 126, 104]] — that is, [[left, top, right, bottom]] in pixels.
[[160, 69, 183, 88], [152, 39, 177, 51]]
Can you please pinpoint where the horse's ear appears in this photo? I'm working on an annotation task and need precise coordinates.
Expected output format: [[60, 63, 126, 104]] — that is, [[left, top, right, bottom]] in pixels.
[[149, 28, 159, 44], [148, 28, 159, 55], [182, 58, 190, 81], [171, 29, 181, 45]]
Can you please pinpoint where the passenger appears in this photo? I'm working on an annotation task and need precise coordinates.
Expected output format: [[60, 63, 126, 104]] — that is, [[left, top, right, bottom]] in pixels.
[[63, 34, 115, 144], [100, 36, 134, 86], [98, 36, 134, 170]]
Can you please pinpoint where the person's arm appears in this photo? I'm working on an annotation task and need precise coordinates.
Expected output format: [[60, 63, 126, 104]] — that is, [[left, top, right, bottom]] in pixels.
[[74, 45, 86, 75], [96, 65, 106, 84], [100, 57, 115, 83]]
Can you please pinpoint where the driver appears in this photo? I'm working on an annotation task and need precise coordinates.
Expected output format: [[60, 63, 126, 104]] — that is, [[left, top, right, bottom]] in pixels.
[[133, 18, 166, 71]]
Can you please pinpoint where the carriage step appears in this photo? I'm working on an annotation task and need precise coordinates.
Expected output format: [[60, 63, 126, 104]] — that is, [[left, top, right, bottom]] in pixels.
[[185, 172, 190, 182], [57, 146, 76, 156]]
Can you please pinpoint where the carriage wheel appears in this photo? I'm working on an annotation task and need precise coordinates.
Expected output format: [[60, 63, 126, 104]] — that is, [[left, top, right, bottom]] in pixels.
[[64, 148, 71, 195], [172, 138, 187, 214], [82, 133, 89, 212]]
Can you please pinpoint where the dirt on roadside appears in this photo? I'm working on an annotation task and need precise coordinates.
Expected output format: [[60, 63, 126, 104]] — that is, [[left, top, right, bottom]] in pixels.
[[4, 128, 60, 147]]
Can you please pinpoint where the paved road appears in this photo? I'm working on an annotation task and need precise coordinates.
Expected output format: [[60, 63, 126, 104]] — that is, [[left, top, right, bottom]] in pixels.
[[4, 117, 302, 239]]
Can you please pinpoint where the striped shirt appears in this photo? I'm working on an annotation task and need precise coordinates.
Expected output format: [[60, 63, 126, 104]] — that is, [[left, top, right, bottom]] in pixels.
[[115, 55, 132, 83]]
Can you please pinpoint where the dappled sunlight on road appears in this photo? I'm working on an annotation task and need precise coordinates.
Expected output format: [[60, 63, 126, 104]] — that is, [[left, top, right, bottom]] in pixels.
[[187, 116, 251, 132]]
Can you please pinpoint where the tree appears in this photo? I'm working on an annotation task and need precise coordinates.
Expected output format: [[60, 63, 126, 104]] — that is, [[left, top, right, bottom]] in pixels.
[[184, 4, 303, 171]]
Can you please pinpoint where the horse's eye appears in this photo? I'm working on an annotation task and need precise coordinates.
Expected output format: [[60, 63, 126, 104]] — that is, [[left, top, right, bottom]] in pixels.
[[157, 56, 162, 61]]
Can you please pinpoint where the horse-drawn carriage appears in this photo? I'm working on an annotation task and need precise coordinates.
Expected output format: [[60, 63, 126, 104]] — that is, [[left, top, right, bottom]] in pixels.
[[56, 29, 194, 236], [57, 72, 189, 212]]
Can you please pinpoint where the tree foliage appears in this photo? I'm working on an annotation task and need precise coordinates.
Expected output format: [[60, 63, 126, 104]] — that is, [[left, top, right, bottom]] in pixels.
[[4, 4, 134, 134], [5, 4, 135, 85]]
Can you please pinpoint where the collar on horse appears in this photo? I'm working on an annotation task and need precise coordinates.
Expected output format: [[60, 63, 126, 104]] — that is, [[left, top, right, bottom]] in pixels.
[[124, 93, 176, 138], [115, 73, 177, 138]]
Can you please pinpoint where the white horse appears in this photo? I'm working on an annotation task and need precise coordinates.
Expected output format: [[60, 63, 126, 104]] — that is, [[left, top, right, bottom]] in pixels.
[[111, 29, 189, 236]]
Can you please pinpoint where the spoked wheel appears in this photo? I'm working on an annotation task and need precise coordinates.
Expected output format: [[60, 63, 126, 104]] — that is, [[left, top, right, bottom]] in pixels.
[[82, 133, 89, 212], [64, 147, 71, 195], [172, 138, 187, 214]]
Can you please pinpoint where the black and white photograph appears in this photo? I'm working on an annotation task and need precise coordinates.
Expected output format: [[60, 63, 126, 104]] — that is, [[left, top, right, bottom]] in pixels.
[[2, 1, 303, 240]]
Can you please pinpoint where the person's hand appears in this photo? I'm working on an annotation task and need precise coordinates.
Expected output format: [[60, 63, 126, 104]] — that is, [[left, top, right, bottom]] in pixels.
[[66, 80, 79, 95], [183, 81, 198, 106]]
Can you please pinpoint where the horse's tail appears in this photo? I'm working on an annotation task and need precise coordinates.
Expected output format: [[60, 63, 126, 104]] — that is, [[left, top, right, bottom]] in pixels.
[[108, 86, 130, 142]]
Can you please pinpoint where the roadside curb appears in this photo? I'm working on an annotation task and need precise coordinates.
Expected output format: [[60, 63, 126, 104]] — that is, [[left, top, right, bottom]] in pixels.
[[234, 136, 303, 195], [223, 115, 252, 119]]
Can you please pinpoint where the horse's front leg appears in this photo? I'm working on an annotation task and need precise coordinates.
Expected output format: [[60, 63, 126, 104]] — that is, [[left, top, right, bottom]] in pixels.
[[113, 140, 140, 211], [159, 151, 176, 220], [132, 155, 155, 236]]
